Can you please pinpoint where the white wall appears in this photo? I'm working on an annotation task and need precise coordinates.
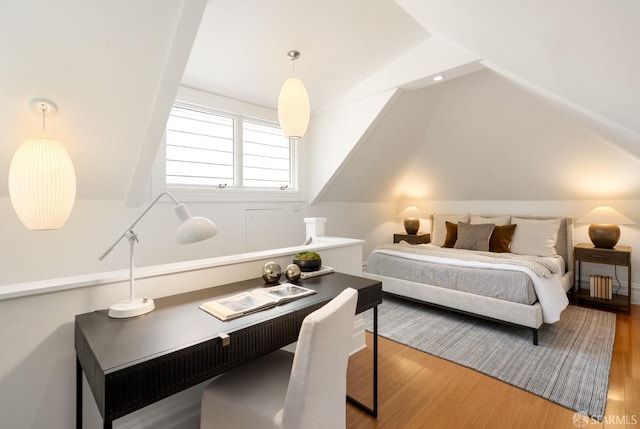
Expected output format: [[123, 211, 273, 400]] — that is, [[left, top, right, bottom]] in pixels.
[[0, 198, 308, 286], [0, 198, 401, 286]]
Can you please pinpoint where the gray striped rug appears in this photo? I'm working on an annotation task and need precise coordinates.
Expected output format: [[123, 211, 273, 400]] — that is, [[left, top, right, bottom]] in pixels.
[[364, 295, 616, 418]]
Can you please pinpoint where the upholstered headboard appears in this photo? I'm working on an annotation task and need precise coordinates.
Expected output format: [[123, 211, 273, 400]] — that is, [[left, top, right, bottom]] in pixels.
[[429, 214, 574, 272]]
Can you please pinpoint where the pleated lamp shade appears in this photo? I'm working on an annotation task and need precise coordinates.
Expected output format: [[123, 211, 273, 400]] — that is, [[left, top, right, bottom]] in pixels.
[[8, 136, 76, 230], [277, 77, 310, 139]]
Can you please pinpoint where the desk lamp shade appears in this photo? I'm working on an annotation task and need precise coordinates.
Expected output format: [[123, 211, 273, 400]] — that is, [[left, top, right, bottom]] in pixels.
[[397, 206, 424, 234], [577, 206, 635, 249], [175, 203, 218, 244]]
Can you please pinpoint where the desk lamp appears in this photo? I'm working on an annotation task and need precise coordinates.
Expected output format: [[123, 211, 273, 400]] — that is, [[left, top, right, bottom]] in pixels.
[[99, 192, 217, 318]]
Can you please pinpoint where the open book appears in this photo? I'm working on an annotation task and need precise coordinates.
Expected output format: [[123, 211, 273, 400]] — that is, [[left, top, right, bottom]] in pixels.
[[200, 284, 317, 321]]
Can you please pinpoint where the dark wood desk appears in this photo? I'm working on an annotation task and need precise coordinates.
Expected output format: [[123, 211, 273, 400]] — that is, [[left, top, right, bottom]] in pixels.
[[75, 272, 382, 428]]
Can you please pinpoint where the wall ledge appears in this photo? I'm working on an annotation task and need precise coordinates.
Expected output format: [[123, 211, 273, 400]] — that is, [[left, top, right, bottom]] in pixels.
[[0, 237, 363, 301]]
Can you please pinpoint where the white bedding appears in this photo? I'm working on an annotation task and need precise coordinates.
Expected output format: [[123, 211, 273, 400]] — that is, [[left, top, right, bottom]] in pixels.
[[372, 244, 569, 323]]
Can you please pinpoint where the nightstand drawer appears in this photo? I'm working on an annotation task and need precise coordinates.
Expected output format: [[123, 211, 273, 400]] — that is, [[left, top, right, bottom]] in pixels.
[[393, 233, 430, 245], [574, 247, 630, 265]]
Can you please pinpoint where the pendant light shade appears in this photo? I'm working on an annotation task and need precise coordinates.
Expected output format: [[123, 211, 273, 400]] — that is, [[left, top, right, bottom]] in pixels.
[[278, 77, 310, 139], [9, 136, 77, 230], [8, 99, 76, 230], [277, 50, 310, 139]]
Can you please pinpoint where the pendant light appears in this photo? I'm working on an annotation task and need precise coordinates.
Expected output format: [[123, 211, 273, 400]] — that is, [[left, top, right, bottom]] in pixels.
[[277, 50, 310, 139], [8, 99, 76, 230]]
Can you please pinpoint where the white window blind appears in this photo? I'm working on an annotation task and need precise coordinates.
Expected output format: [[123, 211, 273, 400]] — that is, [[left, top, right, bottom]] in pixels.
[[166, 106, 235, 187], [165, 104, 294, 191], [242, 120, 291, 188]]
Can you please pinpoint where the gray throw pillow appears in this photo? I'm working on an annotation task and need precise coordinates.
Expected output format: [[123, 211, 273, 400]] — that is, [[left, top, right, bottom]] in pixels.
[[454, 222, 495, 251]]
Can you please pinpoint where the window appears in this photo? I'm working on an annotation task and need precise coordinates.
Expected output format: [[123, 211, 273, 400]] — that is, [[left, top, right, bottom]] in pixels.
[[165, 104, 296, 194]]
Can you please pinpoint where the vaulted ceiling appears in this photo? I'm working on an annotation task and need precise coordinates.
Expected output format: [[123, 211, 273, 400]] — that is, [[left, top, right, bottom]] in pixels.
[[1, 0, 638, 205]]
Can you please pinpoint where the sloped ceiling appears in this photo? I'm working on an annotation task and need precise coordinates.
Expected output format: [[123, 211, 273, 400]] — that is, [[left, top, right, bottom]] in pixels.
[[182, 0, 428, 111], [319, 0, 640, 202], [322, 69, 640, 201], [397, 0, 640, 138], [0, 0, 638, 205]]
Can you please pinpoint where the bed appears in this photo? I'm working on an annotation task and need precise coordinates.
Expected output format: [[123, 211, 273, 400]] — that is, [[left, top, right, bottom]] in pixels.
[[364, 214, 574, 345]]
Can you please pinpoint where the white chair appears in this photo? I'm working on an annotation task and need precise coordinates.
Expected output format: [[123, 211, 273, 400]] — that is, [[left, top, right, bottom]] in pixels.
[[200, 287, 358, 429]]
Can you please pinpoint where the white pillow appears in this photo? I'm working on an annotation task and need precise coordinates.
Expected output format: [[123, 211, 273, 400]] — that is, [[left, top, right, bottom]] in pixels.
[[431, 214, 469, 247], [469, 214, 511, 226], [510, 217, 562, 256]]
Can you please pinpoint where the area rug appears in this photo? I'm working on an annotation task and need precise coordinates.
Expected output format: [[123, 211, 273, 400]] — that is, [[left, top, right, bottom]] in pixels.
[[363, 295, 616, 418]]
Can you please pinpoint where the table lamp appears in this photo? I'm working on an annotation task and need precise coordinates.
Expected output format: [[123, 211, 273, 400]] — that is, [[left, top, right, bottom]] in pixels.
[[99, 192, 218, 318], [397, 206, 425, 235], [576, 206, 634, 249]]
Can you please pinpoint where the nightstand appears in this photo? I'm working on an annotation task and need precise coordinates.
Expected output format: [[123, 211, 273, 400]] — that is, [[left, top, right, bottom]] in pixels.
[[393, 232, 430, 245], [574, 243, 632, 314]]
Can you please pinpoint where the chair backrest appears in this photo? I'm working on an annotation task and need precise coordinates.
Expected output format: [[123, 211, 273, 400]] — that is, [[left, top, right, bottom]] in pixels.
[[281, 287, 358, 429]]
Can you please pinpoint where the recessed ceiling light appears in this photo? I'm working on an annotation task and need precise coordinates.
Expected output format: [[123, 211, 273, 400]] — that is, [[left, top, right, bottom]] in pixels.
[[433, 75, 444, 81]]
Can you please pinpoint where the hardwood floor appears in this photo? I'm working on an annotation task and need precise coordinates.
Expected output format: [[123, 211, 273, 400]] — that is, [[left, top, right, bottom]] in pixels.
[[346, 304, 640, 428]]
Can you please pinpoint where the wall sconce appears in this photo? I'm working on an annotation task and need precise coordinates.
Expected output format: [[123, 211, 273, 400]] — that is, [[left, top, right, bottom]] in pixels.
[[8, 99, 76, 230], [577, 206, 635, 248], [99, 192, 218, 318], [397, 206, 425, 234], [277, 50, 310, 139]]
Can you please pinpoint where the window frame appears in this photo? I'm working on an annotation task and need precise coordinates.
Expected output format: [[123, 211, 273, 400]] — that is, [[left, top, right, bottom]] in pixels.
[[152, 93, 304, 203]]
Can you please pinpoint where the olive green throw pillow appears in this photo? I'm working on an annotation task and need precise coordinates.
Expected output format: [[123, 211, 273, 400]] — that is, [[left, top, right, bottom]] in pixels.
[[454, 222, 495, 251]]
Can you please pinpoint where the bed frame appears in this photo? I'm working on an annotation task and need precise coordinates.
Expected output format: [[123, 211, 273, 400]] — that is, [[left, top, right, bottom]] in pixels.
[[364, 215, 574, 345]]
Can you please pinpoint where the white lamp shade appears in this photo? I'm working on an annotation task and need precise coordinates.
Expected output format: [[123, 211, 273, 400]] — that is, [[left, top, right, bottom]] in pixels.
[[177, 217, 218, 244], [397, 206, 424, 219], [8, 137, 76, 230], [277, 77, 310, 139], [577, 206, 635, 225], [174, 203, 218, 244]]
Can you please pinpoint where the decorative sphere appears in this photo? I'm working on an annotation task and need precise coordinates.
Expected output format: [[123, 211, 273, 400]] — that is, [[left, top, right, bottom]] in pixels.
[[262, 262, 282, 283], [285, 264, 301, 282]]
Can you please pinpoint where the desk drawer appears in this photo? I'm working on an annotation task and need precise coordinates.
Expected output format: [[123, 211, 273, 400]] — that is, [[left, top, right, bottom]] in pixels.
[[575, 248, 629, 265]]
